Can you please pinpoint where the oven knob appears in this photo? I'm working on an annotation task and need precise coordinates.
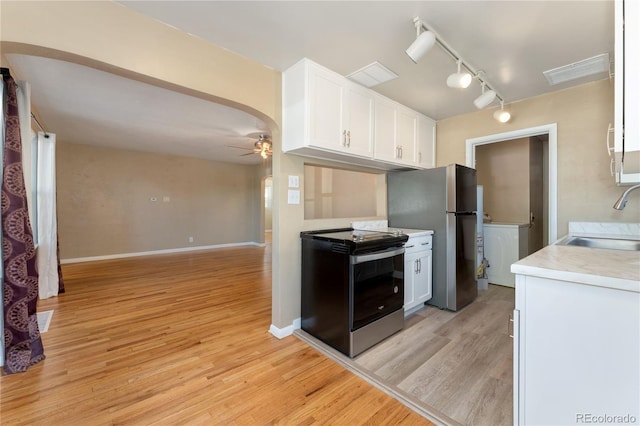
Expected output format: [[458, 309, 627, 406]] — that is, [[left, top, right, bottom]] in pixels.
[[393, 286, 398, 294]]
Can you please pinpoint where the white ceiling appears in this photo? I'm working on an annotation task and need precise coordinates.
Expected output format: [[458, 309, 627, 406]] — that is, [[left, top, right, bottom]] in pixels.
[[6, 1, 614, 164]]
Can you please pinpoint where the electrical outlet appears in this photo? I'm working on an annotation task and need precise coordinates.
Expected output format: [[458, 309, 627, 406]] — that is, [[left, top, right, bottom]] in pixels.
[[188, 236, 194, 243]]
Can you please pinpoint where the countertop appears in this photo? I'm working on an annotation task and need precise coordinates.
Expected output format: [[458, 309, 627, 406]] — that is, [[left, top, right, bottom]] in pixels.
[[511, 222, 640, 293], [351, 220, 433, 238], [382, 227, 433, 238]]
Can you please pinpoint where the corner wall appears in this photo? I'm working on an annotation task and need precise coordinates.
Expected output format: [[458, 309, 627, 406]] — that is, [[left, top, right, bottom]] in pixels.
[[437, 79, 639, 238]]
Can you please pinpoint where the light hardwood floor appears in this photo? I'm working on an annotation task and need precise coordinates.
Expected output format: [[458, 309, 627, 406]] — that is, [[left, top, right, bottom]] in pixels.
[[0, 243, 430, 425], [297, 285, 515, 426]]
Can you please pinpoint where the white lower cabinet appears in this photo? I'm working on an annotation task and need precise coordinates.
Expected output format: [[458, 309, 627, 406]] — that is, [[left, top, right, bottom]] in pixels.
[[513, 274, 640, 425], [403, 234, 433, 314]]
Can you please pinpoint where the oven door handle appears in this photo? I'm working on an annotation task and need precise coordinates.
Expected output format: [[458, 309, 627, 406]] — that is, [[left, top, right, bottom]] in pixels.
[[350, 247, 405, 265]]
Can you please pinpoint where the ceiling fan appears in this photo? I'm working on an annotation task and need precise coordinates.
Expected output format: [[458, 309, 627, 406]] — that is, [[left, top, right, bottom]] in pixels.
[[227, 133, 272, 159]]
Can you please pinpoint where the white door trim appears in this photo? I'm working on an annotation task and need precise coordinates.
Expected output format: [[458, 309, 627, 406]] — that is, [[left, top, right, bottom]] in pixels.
[[465, 123, 558, 243]]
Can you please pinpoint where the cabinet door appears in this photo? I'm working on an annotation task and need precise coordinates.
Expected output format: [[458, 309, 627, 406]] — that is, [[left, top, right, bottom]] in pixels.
[[614, 0, 640, 183], [515, 275, 640, 425], [417, 115, 436, 168], [396, 106, 417, 165], [414, 250, 432, 303], [403, 252, 418, 308], [623, 0, 640, 176], [309, 68, 345, 151], [373, 96, 398, 163], [344, 84, 374, 158]]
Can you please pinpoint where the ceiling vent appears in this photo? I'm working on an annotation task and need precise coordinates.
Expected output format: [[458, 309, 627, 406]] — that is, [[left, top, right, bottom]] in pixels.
[[347, 62, 398, 87], [543, 53, 610, 86]]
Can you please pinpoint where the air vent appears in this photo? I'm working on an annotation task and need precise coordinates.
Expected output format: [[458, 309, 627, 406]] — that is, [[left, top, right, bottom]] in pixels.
[[347, 62, 398, 87], [331, 244, 349, 254], [543, 53, 610, 86]]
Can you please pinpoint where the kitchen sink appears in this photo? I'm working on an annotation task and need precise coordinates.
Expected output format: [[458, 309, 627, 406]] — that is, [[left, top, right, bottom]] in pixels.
[[557, 236, 640, 251]]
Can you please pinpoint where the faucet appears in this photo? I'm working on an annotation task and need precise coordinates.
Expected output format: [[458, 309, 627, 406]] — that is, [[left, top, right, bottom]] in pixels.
[[613, 183, 640, 210]]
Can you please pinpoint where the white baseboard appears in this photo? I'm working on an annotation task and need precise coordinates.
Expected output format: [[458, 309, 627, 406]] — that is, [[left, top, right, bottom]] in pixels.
[[269, 318, 301, 339], [61, 241, 265, 264]]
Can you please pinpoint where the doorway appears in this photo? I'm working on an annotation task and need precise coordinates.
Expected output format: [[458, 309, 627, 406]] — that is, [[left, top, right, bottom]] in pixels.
[[466, 123, 558, 244]]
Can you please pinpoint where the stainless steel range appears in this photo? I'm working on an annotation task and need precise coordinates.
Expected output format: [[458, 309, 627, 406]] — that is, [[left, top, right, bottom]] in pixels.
[[300, 228, 408, 357]]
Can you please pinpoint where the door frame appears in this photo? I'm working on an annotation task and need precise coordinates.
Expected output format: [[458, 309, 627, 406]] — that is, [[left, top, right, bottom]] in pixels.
[[465, 123, 557, 243]]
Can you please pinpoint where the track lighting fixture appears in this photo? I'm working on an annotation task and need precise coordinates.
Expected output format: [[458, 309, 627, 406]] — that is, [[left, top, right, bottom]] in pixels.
[[405, 17, 436, 63], [406, 16, 506, 117], [474, 82, 497, 109], [493, 101, 511, 123], [447, 60, 472, 89]]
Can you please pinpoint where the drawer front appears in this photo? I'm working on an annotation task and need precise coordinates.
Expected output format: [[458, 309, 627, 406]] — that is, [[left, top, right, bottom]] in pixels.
[[404, 235, 432, 253]]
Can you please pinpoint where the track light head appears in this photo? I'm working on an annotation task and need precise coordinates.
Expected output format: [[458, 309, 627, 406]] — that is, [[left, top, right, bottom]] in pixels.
[[474, 83, 497, 109], [493, 102, 511, 123], [406, 23, 436, 64], [494, 109, 511, 123], [446, 60, 472, 88]]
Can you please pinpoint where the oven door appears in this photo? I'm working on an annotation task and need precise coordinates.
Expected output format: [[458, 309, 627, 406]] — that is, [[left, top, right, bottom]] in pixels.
[[350, 247, 404, 331]]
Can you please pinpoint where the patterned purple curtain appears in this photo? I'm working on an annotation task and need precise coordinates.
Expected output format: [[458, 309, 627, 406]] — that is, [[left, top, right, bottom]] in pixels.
[[2, 73, 44, 374]]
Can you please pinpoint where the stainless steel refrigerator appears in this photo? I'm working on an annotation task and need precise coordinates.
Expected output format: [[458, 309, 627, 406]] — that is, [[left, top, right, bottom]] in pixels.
[[387, 164, 477, 311]]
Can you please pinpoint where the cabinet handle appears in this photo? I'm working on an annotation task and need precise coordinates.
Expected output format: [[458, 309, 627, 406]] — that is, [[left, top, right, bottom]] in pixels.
[[342, 130, 347, 147], [610, 157, 615, 177], [508, 314, 514, 338], [399, 146, 403, 159], [414, 259, 418, 274], [396, 146, 400, 158], [420, 242, 429, 245], [347, 130, 351, 147], [418, 258, 422, 273], [606, 123, 615, 156], [405, 244, 415, 248]]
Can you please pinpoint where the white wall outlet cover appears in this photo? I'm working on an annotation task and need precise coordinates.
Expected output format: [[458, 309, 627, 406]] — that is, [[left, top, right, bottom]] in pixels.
[[287, 189, 300, 204], [288, 175, 300, 188]]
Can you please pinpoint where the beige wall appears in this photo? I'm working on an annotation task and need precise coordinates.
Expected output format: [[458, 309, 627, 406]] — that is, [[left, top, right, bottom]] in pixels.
[[438, 80, 639, 239], [476, 137, 530, 223], [57, 142, 264, 259]]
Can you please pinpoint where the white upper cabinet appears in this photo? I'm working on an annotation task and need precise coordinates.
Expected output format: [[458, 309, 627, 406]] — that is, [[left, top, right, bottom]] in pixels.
[[373, 95, 397, 163], [285, 58, 373, 160], [373, 96, 417, 167], [283, 58, 436, 170], [613, 0, 640, 184], [373, 94, 436, 168], [395, 105, 417, 165], [417, 115, 436, 169]]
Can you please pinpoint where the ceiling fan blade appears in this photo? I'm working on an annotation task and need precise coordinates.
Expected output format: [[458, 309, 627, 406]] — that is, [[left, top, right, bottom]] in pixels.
[[240, 152, 255, 156]]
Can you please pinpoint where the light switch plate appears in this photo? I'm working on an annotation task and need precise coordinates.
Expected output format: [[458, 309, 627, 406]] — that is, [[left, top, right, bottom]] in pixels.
[[288, 189, 300, 204], [288, 175, 300, 188]]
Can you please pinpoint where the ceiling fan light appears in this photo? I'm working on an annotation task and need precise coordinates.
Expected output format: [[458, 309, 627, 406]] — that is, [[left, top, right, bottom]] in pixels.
[[493, 109, 511, 123], [406, 30, 436, 63], [447, 72, 472, 88], [474, 89, 497, 109]]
